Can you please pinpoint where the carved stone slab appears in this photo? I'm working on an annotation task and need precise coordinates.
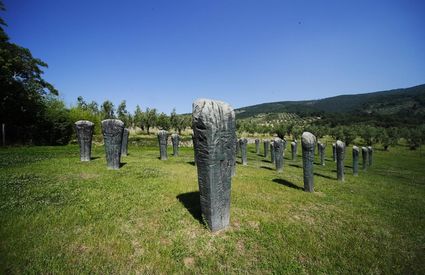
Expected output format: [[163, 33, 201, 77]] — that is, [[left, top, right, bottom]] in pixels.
[[121, 128, 129, 156], [368, 146, 373, 166], [75, 120, 94, 161], [101, 119, 124, 169], [274, 138, 284, 172], [352, 146, 359, 176], [336, 140, 345, 181], [157, 130, 168, 160], [362, 146, 368, 171], [239, 138, 248, 165], [291, 141, 297, 160], [264, 140, 270, 158], [172, 133, 180, 156], [302, 132, 316, 192], [270, 141, 275, 164], [255, 139, 260, 155]]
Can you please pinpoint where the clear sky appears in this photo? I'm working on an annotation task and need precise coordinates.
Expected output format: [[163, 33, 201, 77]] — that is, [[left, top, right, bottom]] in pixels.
[[3, 0, 425, 114]]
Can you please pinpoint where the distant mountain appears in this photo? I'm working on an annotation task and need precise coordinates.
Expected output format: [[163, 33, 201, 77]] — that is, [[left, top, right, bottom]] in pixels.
[[235, 84, 425, 120]]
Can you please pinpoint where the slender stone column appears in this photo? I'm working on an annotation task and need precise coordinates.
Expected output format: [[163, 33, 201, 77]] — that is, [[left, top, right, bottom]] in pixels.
[[171, 133, 180, 156], [362, 146, 368, 171], [75, 120, 94, 161], [270, 141, 275, 163], [352, 146, 359, 176], [274, 138, 284, 172], [157, 130, 168, 160], [101, 119, 124, 169], [192, 99, 236, 232], [368, 146, 373, 166], [121, 128, 129, 156], [291, 141, 297, 160], [302, 132, 316, 192], [264, 139, 270, 158], [255, 139, 260, 155], [336, 140, 345, 181], [319, 142, 326, 166], [332, 143, 336, 162], [239, 138, 248, 165]]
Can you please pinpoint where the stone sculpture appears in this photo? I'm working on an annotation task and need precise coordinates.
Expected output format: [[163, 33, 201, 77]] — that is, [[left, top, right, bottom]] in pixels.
[[192, 99, 236, 232], [101, 119, 124, 169], [336, 140, 345, 181], [264, 139, 270, 158], [274, 138, 284, 172], [368, 146, 373, 166], [157, 130, 168, 160], [75, 120, 94, 162], [270, 141, 275, 163], [332, 143, 336, 162], [362, 146, 368, 171], [255, 139, 260, 155], [302, 132, 316, 192], [352, 146, 359, 176], [121, 128, 129, 156], [319, 142, 326, 166], [171, 133, 180, 156], [239, 138, 248, 165], [291, 141, 297, 160]]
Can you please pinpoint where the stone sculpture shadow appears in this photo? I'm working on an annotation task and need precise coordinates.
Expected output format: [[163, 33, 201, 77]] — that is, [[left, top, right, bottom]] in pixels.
[[90, 156, 100, 160], [186, 161, 196, 166], [260, 166, 274, 170], [119, 162, 127, 168], [272, 178, 304, 191], [314, 172, 335, 180], [289, 164, 302, 169], [261, 159, 272, 163], [176, 191, 204, 225]]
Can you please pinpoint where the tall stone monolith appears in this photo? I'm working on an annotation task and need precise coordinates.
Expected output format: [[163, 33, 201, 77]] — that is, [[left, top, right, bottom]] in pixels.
[[157, 130, 168, 160], [121, 128, 129, 156], [75, 120, 94, 162], [274, 138, 284, 172], [270, 141, 275, 163], [192, 99, 236, 232], [362, 146, 368, 171], [336, 140, 345, 182], [255, 139, 260, 155], [319, 142, 326, 166], [302, 132, 316, 192], [332, 143, 336, 162], [291, 141, 297, 160], [264, 139, 270, 158], [239, 138, 248, 165], [352, 146, 359, 176], [101, 119, 124, 169], [171, 133, 180, 156], [368, 146, 373, 166]]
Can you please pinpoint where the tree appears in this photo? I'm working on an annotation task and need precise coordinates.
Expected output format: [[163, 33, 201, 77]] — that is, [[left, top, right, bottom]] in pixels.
[[101, 100, 115, 120], [342, 126, 356, 146], [157, 112, 171, 130], [117, 100, 129, 126], [145, 108, 157, 134]]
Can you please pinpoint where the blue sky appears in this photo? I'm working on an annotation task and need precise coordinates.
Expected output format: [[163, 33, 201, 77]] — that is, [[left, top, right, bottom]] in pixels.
[[3, 0, 425, 114]]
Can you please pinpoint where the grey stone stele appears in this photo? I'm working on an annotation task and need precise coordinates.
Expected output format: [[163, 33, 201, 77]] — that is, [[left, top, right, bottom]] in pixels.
[[274, 138, 284, 172], [336, 140, 345, 181], [255, 139, 260, 155], [302, 132, 316, 192], [157, 130, 168, 160], [75, 120, 94, 161], [121, 128, 129, 156], [192, 99, 236, 232], [264, 139, 270, 158], [352, 146, 359, 176], [270, 141, 275, 164], [319, 142, 326, 166], [368, 146, 373, 166], [291, 141, 297, 160], [332, 143, 336, 162], [101, 119, 124, 169], [231, 137, 237, 177], [362, 146, 368, 171], [171, 133, 180, 156], [239, 138, 248, 165]]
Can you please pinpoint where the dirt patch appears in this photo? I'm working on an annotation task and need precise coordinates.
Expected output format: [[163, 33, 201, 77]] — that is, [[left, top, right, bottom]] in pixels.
[[183, 257, 195, 268]]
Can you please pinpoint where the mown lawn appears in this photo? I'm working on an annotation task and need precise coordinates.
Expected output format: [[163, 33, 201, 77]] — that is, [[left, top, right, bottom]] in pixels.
[[0, 141, 424, 274]]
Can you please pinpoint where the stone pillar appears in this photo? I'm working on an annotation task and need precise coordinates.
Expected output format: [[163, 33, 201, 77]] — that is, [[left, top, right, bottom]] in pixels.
[[121, 128, 129, 156], [171, 133, 180, 156], [101, 119, 124, 169], [362, 146, 368, 171], [255, 139, 260, 155], [239, 138, 248, 165], [319, 142, 326, 166], [332, 143, 336, 162], [291, 141, 297, 160], [368, 146, 373, 166], [302, 132, 316, 192], [274, 138, 284, 172], [192, 99, 236, 232], [270, 141, 275, 163], [352, 146, 359, 176], [336, 140, 345, 182], [264, 139, 270, 158], [75, 120, 94, 161], [157, 130, 168, 160]]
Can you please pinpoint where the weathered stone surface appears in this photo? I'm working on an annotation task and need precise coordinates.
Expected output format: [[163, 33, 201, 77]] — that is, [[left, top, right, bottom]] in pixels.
[[171, 133, 180, 156], [239, 138, 248, 165], [121, 128, 129, 156], [274, 138, 284, 172], [352, 146, 359, 176], [157, 130, 168, 160], [75, 120, 94, 161], [192, 99, 236, 232], [319, 142, 326, 166], [336, 140, 345, 181], [255, 139, 260, 155], [291, 141, 297, 160], [270, 141, 275, 164], [332, 143, 336, 162], [264, 140, 270, 158], [101, 119, 124, 169], [368, 146, 373, 166], [302, 132, 316, 192], [362, 146, 368, 171]]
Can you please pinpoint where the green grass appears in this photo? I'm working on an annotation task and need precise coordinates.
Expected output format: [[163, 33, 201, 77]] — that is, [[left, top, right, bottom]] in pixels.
[[1, 142, 424, 274]]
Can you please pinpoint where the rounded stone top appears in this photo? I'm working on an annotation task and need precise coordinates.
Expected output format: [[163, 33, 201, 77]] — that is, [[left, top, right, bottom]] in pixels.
[[301, 132, 316, 149], [75, 120, 94, 126], [367, 146, 373, 150], [336, 140, 345, 149], [291, 141, 296, 145], [171, 133, 178, 137], [353, 145, 359, 151], [157, 130, 168, 135], [101, 119, 124, 127], [362, 146, 368, 151], [192, 98, 235, 129]]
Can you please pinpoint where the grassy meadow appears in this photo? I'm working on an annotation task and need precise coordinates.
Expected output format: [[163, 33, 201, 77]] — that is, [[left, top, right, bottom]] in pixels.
[[0, 137, 424, 274]]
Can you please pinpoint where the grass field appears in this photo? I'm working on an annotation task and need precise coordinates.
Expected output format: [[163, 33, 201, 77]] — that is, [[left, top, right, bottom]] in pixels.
[[1, 140, 424, 274]]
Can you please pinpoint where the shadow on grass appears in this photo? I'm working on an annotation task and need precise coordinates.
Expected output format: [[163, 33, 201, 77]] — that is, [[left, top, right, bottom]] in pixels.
[[314, 172, 335, 180], [176, 191, 204, 225], [345, 165, 353, 169], [289, 164, 302, 169], [119, 162, 127, 168], [260, 166, 274, 170], [187, 161, 196, 166], [262, 159, 271, 163], [90, 156, 100, 160], [272, 178, 304, 191]]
